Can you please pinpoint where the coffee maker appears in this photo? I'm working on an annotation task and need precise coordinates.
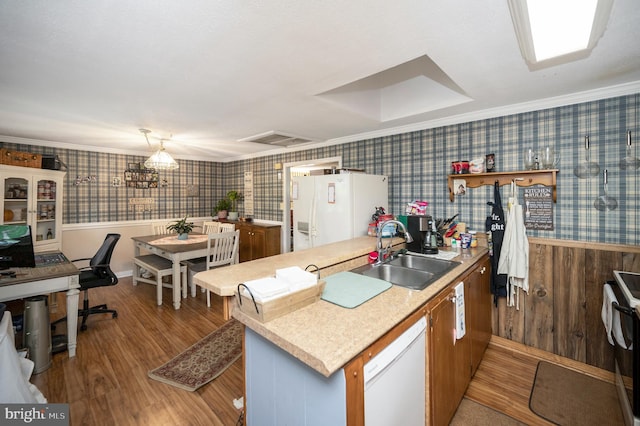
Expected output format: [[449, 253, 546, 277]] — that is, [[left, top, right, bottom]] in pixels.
[[406, 215, 438, 254]]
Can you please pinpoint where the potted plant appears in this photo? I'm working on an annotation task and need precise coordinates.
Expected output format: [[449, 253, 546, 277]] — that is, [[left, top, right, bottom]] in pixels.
[[166, 216, 195, 240], [214, 198, 231, 220], [226, 190, 242, 220]]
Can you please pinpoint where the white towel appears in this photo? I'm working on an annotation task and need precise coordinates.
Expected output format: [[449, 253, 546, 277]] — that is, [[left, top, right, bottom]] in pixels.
[[242, 277, 290, 301], [454, 281, 466, 341], [275, 266, 317, 291], [497, 183, 529, 310], [601, 284, 627, 349]]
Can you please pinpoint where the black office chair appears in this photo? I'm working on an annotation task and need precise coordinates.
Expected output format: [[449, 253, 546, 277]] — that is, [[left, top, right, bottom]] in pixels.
[[53, 233, 121, 331]]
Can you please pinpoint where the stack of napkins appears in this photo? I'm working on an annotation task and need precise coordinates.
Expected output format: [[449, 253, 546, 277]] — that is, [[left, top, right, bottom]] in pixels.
[[242, 267, 319, 302], [275, 266, 318, 291], [242, 277, 290, 302]]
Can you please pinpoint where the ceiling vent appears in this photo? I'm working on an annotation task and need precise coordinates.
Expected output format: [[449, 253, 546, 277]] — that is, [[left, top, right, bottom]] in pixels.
[[238, 131, 314, 147]]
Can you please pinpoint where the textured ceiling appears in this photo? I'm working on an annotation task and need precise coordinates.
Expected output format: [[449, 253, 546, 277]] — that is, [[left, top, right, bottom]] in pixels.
[[0, 0, 639, 162]]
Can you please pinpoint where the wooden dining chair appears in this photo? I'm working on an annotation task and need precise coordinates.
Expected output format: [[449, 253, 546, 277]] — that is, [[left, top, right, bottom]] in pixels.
[[202, 221, 220, 234], [188, 230, 240, 307], [217, 223, 237, 262], [183, 222, 237, 281], [218, 222, 235, 232], [152, 222, 173, 235]]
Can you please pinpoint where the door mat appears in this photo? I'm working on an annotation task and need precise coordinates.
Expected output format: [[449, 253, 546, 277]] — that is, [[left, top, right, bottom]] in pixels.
[[148, 319, 242, 391], [529, 361, 623, 425], [321, 271, 391, 309]]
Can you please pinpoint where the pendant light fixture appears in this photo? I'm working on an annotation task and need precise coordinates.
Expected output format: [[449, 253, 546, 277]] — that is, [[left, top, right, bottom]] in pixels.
[[140, 128, 179, 170]]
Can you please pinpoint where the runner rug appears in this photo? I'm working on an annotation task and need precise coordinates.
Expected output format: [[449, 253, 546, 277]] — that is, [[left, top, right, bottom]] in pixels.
[[148, 319, 242, 391], [529, 361, 623, 425]]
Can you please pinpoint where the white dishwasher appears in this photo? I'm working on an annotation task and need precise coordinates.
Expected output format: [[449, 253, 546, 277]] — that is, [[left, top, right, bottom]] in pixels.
[[364, 316, 427, 426]]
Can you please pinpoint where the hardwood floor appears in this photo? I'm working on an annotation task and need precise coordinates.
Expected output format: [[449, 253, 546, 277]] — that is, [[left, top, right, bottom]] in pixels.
[[465, 335, 618, 425], [24, 276, 619, 425], [31, 277, 244, 426]]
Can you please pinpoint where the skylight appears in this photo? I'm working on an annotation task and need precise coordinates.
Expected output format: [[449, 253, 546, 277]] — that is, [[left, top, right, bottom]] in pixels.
[[528, 0, 598, 61], [508, 0, 613, 69]]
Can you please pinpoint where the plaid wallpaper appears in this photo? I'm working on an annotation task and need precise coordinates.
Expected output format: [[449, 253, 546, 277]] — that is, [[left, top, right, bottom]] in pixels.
[[2, 93, 638, 245], [226, 93, 640, 246]]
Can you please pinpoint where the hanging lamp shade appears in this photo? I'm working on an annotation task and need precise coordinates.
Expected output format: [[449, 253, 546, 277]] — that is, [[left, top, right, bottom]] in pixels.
[[139, 129, 179, 170], [144, 141, 179, 170]]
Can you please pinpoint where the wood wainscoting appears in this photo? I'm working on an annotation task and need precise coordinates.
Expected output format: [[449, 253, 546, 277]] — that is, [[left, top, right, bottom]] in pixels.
[[492, 237, 640, 372]]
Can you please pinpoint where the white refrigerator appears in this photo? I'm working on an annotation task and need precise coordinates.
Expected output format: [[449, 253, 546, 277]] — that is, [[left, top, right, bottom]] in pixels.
[[292, 173, 388, 251]]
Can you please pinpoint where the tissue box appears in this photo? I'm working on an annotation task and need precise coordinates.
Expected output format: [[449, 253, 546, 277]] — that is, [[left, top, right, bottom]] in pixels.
[[236, 280, 325, 322]]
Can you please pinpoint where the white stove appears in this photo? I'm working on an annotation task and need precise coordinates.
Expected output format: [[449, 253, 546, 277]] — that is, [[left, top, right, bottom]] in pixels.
[[613, 271, 640, 426]]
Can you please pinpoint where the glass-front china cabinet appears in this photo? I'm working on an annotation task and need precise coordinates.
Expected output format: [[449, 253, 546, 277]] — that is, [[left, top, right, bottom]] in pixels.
[[1, 164, 66, 252]]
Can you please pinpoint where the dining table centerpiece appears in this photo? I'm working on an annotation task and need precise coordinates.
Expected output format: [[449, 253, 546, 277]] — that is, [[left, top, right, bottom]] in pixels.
[[167, 216, 195, 240]]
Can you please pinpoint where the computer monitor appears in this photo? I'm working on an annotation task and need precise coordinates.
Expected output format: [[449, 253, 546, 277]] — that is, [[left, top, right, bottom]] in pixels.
[[0, 225, 36, 270]]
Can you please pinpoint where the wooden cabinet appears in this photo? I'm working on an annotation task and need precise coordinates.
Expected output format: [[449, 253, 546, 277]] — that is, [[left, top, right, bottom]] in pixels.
[[235, 222, 281, 262], [0, 164, 65, 252], [467, 256, 491, 374], [427, 257, 492, 426], [428, 285, 470, 426]]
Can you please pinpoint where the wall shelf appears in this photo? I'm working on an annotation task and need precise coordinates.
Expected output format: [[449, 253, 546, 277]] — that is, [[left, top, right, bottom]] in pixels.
[[448, 169, 558, 202]]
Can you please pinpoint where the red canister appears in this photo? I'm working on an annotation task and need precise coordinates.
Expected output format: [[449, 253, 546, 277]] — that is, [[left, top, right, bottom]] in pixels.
[[451, 161, 470, 174]]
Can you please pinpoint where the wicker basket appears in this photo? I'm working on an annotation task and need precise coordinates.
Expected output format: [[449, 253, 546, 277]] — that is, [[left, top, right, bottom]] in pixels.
[[0, 148, 42, 168], [236, 281, 325, 322]]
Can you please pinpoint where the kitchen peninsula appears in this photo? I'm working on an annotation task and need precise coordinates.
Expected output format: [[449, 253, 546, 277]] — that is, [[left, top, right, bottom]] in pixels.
[[195, 237, 491, 425]]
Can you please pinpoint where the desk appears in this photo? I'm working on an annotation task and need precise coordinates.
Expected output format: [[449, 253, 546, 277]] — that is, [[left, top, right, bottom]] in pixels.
[[0, 253, 80, 357], [132, 234, 209, 310]]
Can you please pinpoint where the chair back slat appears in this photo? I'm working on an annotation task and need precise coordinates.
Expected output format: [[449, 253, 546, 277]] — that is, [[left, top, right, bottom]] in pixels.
[[206, 230, 239, 269], [202, 221, 221, 234], [152, 222, 172, 235], [218, 223, 235, 232]]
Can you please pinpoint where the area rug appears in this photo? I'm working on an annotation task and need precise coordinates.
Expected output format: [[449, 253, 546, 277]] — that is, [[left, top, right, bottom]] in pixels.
[[148, 319, 242, 391], [529, 361, 623, 425]]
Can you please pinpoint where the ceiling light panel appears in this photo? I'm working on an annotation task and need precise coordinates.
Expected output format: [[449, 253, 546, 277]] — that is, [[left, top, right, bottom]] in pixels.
[[508, 0, 614, 69], [528, 0, 598, 61]]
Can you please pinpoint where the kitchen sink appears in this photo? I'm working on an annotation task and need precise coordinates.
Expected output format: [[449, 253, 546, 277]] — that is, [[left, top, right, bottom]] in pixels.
[[388, 254, 459, 275], [350, 254, 459, 291]]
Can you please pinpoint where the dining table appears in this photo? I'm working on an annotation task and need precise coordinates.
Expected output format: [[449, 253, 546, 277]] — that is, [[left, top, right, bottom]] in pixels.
[[131, 233, 209, 309]]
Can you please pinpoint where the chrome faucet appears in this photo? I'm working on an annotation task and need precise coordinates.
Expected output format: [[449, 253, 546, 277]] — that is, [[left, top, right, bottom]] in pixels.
[[376, 220, 413, 264]]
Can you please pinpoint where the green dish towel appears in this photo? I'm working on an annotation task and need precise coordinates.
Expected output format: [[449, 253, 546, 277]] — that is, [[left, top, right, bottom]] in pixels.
[[322, 271, 392, 309]]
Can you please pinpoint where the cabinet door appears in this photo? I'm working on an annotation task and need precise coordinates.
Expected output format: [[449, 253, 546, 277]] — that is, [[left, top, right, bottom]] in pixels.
[[238, 225, 253, 263], [250, 228, 267, 260], [429, 290, 469, 426], [467, 257, 492, 375], [33, 175, 61, 249], [2, 174, 30, 227]]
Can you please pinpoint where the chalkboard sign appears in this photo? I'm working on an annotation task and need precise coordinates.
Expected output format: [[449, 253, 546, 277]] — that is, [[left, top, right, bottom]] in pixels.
[[523, 187, 553, 230]]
